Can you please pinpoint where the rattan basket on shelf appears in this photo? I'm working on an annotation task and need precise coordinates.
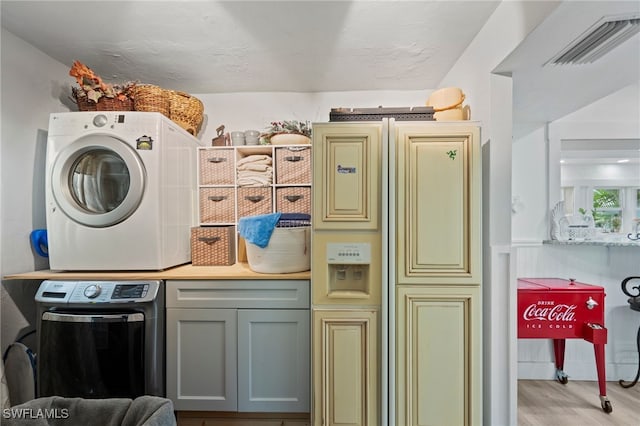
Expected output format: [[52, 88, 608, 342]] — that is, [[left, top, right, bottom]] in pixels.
[[73, 92, 97, 111], [96, 97, 134, 111], [73, 92, 133, 112], [167, 90, 204, 135], [131, 84, 170, 117]]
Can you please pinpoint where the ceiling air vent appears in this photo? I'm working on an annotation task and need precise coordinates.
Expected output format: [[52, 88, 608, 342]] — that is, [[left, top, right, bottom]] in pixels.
[[548, 15, 640, 65]]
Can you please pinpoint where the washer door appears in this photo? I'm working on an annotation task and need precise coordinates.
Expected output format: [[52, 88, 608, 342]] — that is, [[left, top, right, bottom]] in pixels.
[[51, 134, 145, 227]]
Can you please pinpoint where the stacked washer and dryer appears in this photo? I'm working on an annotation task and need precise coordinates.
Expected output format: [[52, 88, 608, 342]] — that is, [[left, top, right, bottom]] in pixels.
[[36, 112, 203, 399]]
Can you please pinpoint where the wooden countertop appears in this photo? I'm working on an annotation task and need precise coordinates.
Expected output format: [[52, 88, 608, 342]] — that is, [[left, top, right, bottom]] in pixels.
[[3, 263, 311, 281]]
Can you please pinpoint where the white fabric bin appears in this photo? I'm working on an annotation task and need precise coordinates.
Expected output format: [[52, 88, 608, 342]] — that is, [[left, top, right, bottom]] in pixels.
[[245, 226, 311, 273]]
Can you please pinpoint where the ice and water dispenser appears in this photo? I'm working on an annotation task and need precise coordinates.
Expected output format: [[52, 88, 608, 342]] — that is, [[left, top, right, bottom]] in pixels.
[[326, 242, 371, 296]]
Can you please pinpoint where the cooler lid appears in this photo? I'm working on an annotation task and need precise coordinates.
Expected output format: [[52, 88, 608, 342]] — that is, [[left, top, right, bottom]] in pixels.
[[517, 277, 598, 290]]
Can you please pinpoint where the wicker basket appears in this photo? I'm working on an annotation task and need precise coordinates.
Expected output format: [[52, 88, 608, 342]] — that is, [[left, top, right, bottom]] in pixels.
[[199, 187, 236, 224], [167, 90, 204, 135], [275, 147, 311, 184], [132, 84, 170, 117], [73, 91, 97, 111], [96, 97, 134, 111], [199, 148, 235, 185], [276, 187, 311, 214], [237, 187, 272, 218], [191, 226, 236, 266]]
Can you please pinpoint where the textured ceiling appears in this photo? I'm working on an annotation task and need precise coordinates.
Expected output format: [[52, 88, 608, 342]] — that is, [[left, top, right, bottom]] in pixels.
[[2, 0, 638, 136], [0, 0, 501, 93]]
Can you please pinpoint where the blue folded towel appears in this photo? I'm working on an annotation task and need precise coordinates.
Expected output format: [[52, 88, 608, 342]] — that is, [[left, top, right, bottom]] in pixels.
[[238, 212, 282, 248]]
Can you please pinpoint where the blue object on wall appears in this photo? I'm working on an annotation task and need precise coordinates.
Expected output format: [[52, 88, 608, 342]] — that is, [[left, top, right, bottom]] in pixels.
[[30, 229, 48, 258]]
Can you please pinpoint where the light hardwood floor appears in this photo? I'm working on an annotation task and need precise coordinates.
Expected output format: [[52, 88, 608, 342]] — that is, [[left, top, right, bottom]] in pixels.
[[518, 380, 639, 426]]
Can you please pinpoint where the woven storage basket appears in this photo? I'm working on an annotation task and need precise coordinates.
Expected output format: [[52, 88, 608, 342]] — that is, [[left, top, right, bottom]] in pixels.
[[199, 149, 235, 185], [96, 97, 134, 111], [132, 85, 170, 117], [275, 147, 311, 184], [168, 90, 204, 135], [276, 187, 311, 214], [191, 226, 236, 266], [237, 187, 272, 218], [199, 187, 236, 224]]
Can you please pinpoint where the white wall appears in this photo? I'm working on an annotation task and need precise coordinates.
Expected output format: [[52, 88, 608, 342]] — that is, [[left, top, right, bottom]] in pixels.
[[0, 29, 71, 358], [437, 2, 561, 425], [511, 127, 549, 244], [194, 90, 428, 145]]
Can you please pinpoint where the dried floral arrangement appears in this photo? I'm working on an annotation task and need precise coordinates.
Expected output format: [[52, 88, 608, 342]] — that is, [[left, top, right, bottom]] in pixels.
[[69, 60, 135, 103], [260, 120, 312, 144]]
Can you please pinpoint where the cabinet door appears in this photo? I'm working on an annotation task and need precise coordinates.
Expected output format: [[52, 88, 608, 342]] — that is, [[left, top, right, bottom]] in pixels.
[[237, 309, 310, 413], [395, 124, 481, 285], [166, 308, 237, 411], [396, 286, 481, 426], [313, 309, 378, 426], [312, 123, 382, 229]]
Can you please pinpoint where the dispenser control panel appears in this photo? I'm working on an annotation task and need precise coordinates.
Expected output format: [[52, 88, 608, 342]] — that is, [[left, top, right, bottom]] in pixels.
[[326, 243, 371, 264]]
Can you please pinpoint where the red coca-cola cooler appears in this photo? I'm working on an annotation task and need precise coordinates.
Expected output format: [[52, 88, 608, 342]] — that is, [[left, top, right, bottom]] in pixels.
[[517, 277, 612, 413]]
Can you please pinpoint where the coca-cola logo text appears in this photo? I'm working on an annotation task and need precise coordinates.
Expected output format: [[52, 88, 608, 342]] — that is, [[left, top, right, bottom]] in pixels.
[[523, 303, 577, 322]]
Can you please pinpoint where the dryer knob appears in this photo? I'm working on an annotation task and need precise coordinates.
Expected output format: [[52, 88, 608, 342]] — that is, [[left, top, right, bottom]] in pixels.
[[84, 284, 102, 299], [93, 114, 108, 127]]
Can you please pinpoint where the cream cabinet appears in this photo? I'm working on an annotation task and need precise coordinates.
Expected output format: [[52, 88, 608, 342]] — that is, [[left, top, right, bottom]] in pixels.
[[312, 123, 382, 229], [395, 286, 481, 426], [311, 122, 383, 426], [394, 124, 481, 285], [393, 122, 482, 425], [312, 120, 481, 426], [312, 309, 378, 426], [166, 280, 310, 414]]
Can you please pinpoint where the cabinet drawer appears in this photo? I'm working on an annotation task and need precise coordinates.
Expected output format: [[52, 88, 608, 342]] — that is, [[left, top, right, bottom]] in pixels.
[[275, 147, 311, 184], [199, 148, 235, 185], [276, 187, 311, 214], [237, 187, 272, 218], [166, 280, 310, 309], [200, 187, 235, 223]]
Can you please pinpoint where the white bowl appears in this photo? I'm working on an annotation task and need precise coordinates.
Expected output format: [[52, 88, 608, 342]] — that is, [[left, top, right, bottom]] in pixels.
[[270, 133, 311, 145]]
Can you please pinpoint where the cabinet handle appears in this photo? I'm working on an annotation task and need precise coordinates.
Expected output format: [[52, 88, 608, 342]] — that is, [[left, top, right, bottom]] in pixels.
[[207, 157, 227, 163], [208, 195, 227, 202], [198, 236, 221, 244], [284, 155, 303, 162], [245, 195, 264, 203], [284, 195, 303, 202]]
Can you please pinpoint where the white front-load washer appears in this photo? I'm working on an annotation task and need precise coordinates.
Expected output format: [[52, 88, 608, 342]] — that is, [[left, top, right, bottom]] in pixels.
[[45, 112, 204, 270]]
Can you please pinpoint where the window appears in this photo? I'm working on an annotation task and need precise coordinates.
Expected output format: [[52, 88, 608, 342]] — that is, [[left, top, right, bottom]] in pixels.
[[592, 188, 622, 232], [561, 187, 574, 215]]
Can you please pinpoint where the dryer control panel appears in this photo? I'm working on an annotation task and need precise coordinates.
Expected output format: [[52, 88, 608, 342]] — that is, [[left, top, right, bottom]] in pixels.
[[35, 280, 160, 304]]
